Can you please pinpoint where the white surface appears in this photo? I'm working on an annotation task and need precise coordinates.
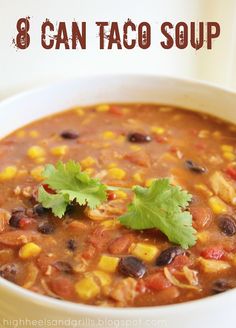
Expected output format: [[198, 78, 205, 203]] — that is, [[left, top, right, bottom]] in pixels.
[[0, 75, 236, 328], [0, 0, 236, 99]]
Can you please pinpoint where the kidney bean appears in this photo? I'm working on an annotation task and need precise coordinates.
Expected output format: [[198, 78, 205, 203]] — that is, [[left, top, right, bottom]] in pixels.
[[50, 276, 75, 299], [108, 234, 134, 254], [53, 261, 73, 274], [0, 263, 17, 282], [38, 223, 55, 235], [118, 256, 146, 278], [218, 215, 236, 236], [212, 279, 231, 294], [185, 160, 206, 174], [128, 133, 152, 143], [190, 206, 213, 230], [156, 247, 184, 266], [0, 231, 38, 246], [60, 130, 79, 139]]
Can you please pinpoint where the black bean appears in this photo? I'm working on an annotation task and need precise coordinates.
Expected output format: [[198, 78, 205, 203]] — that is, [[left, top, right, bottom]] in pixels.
[[118, 256, 146, 278], [53, 261, 73, 274], [67, 239, 77, 251], [38, 222, 55, 234], [212, 279, 231, 294], [156, 246, 184, 266], [60, 130, 79, 140], [218, 215, 236, 236], [128, 133, 152, 143], [9, 213, 23, 228], [185, 160, 206, 174], [33, 204, 48, 216], [0, 264, 17, 282]]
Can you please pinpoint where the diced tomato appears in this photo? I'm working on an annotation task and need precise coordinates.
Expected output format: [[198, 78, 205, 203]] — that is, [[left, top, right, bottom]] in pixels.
[[145, 272, 171, 291], [42, 184, 56, 194], [169, 255, 191, 270], [88, 227, 113, 250], [81, 243, 96, 260], [107, 191, 117, 201], [50, 276, 75, 299], [155, 135, 168, 143], [225, 167, 236, 181], [201, 246, 224, 260], [19, 217, 37, 230]]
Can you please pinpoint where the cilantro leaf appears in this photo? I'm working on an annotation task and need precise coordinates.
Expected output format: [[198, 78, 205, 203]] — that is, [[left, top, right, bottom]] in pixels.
[[118, 179, 197, 249], [39, 161, 107, 217], [38, 186, 69, 218]]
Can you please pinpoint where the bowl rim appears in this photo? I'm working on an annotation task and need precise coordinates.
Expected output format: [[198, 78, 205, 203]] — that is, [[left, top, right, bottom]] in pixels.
[[0, 73, 236, 317]]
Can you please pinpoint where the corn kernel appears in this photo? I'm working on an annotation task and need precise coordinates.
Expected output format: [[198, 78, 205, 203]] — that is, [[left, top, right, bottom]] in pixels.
[[197, 231, 209, 243], [221, 144, 234, 152], [151, 126, 165, 135], [0, 166, 17, 181], [16, 130, 26, 138], [19, 242, 42, 260], [84, 167, 95, 176], [96, 104, 110, 112], [80, 156, 96, 168], [131, 243, 159, 262], [198, 257, 230, 273], [92, 270, 112, 286], [223, 152, 235, 161], [114, 190, 127, 199], [27, 146, 45, 159], [51, 145, 68, 156], [75, 276, 100, 300], [107, 162, 117, 169], [108, 168, 126, 180], [29, 130, 39, 138], [130, 145, 141, 151], [194, 184, 213, 197], [208, 196, 227, 214], [75, 107, 85, 116], [133, 172, 143, 184], [98, 255, 120, 272], [102, 131, 116, 140], [30, 166, 44, 181], [145, 178, 155, 187]]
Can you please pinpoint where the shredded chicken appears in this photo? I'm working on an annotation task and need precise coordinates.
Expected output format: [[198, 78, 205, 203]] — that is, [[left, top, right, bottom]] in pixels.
[[109, 278, 137, 306], [210, 171, 236, 205]]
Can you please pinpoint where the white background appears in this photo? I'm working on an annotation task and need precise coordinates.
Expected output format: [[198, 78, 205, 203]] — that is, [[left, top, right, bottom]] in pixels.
[[0, 0, 236, 100]]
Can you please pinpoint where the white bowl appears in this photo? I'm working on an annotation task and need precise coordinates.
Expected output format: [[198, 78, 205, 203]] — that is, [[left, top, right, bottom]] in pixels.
[[0, 75, 236, 328]]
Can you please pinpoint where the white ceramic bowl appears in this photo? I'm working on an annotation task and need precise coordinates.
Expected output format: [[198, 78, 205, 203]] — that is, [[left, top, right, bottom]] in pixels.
[[0, 75, 236, 328]]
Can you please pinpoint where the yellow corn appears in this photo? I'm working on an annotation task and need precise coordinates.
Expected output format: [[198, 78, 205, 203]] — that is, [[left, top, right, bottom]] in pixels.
[[151, 126, 165, 135], [114, 190, 127, 199], [98, 255, 120, 272], [107, 162, 117, 169], [30, 166, 44, 181], [102, 131, 116, 140], [51, 145, 68, 156], [208, 196, 227, 214], [0, 166, 17, 181], [197, 231, 209, 243], [223, 152, 235, 161], [129, 145, 141, 151], [194, 184, 213, 197], [29, 130, 39, 138], [19, 242, 42, 260], [96, 104, 110, 112], [108, 168, 126, 180], [198, 257, 230, 273], [27, 146, 45, 159], [145, 178, 155, 187], [92, 270, 112, 287], [131, 243, 159, 262], [16, 130, 26, 138], [221, 144, 234, 152], [133, 172, 143, 184], [80, 156, 96, 168], [75, 276, 100, 300]]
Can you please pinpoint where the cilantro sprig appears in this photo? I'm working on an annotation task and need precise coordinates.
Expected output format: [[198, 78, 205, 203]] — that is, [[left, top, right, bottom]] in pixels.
[[38, 161, 197, 248]]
